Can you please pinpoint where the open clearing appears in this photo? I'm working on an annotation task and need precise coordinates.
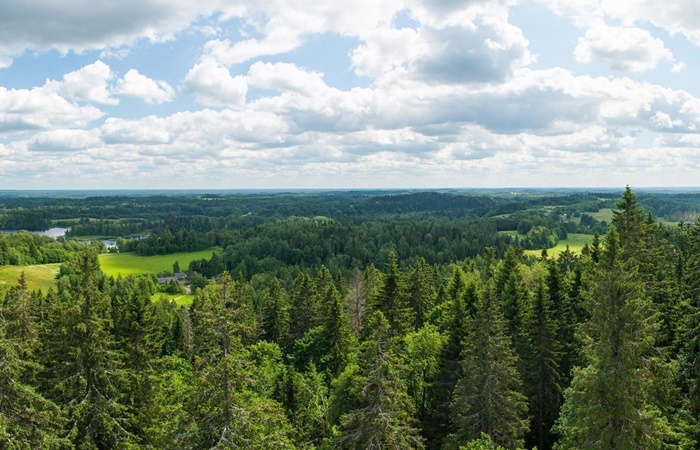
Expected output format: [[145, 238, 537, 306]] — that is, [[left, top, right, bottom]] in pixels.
[[587, 208, 614, 222], [0, 248, 219, 292], [151, 292, 195, 307], [98, 248, 220, 278], [0, 264, 60, 291], [524, 233, 595, 258]]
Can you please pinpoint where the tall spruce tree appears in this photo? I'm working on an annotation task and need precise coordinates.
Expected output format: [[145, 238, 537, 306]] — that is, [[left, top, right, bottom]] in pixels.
[[556, 228, 673, 449], [373, 252, 413, 335], [40, 249, 136, 448], [0, 278, 67, 449], [447, 283, 528, 449], [185, 275, 295, 449], [523, 277, 562, 450], [335, 311, 424, 449]]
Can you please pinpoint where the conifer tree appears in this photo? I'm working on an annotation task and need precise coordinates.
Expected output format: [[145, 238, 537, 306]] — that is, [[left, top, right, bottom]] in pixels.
[[289, 272, 319, 341], [321, 284, 355, 377], [41, 249, 136, 448], [261, 277, 290, 349], [185, 275, 295, 448], [373, 252, 413, 335], [556, 228, 673, 449], [523, 278, 562, 450], [447, 283, 528, 449], [345, 267, 368, 336], [336, 311, 424, 449], [408, 257, 437, 330], [0, 278, 67, 449]]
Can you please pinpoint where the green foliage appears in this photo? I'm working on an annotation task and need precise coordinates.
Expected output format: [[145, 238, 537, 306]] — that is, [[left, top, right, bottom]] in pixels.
[[1, 188, 700, 448], [555, 229, 673, 449], [335, 311, 424, 449], [447, 284, 529, 449]]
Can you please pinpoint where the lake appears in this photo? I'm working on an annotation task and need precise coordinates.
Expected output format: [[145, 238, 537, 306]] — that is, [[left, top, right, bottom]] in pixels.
[[0, 228, 117, 248], [0, 227, 69, 238]]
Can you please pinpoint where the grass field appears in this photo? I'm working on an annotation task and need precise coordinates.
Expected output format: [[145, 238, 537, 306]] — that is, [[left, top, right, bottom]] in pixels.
[[0, 264, 60, 291], [98, 248, 220, 278], [588, 208, 614, 223], [524, 233, 595, 258], [151, 292, 195, 307]]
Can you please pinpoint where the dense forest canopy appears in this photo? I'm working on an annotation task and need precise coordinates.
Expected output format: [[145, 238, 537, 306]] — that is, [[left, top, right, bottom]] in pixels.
[[1, 187, 700, 448]]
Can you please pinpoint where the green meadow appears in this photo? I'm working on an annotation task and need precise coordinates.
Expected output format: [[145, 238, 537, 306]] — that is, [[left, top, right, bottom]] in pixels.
[[98, 248, 220, 278], [151, 292, 195, 307], [0, 248, 220, 292], [0, 264, 61, 292], [524, 233, 595, 258], [588, 208, 614, 223]]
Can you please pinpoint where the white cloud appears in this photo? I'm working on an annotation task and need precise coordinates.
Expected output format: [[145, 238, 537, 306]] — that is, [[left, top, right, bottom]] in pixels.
[[350, 27, 427, 77], [203, 35, 302, 66], [101, 116, 171, 144], [600, 0, 700, 46], [205, 0, 404, 64], [574, 24, 673, 73], [0, 86, 103, 135], [43, 60, 117, 104], [247, 62, 328, 96], [114, 69, 174, 104], [541, 0, 700, 46], [28, 129, 101, 152], [411, 17, 532, 84], [181, 59, 247, 107], [0, 0, 229, 65]]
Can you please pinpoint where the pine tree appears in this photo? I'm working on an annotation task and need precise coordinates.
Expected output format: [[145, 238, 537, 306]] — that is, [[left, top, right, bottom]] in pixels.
[[336, 311, 424, 449], [40, 249, 136, 448], [447, 283, 528, 449], [373, 252, 413, 335], [185, 275, 295, 449], [0, 279, 67, 449], [523, 277, 562, 450], [556, 228, 673, 449]]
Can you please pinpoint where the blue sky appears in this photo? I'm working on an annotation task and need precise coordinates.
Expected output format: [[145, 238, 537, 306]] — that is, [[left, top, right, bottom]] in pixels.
[[1, 0, 700, 189]]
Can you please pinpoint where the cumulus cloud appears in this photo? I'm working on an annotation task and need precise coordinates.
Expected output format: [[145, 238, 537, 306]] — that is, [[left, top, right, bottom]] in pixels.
[[600, 0, 700, 46], [181, 59, 247, 107], [411, 17, 532, 84], [28, 129, 101, 152], [0, 0, 229, 65], [350, 27, 427, 77], [542, 0, 700, 46], [247, 62, 328, 96], [574, 24, 674, 73], [101, 116, 171, 144], [114, 69, 175, 104], [0, 86, 103, 135], [204, 0, 404, 64], [43, 60, 117, 104]]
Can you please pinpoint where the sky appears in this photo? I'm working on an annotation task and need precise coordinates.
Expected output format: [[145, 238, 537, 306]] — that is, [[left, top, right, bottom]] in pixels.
[[1, 0, 700, 189]]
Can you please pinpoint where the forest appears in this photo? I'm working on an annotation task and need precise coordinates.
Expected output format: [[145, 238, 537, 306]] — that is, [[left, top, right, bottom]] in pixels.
[[1, 187, 700, 449]]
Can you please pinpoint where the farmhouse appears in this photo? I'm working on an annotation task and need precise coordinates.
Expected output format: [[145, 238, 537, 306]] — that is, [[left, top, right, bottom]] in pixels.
[[157, 272, 189, 285]]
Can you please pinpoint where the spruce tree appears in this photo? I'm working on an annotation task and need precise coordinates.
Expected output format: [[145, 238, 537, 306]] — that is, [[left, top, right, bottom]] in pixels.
[[185, 275, 295, 448], [447, 283, 528, 449], [373, 252, 413, 335], [523, 278, 562, 450], [40, 249, 136, 448], [556, 228, 672, 449], [0, 278, 67, 449], [336, 311, 424, 449]]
